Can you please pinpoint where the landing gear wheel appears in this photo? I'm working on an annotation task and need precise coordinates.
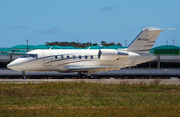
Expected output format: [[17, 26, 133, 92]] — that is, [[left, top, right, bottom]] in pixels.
[[89, 74, 95, 79], [81, 74, 86, 79], [23, 76, 26, 79]]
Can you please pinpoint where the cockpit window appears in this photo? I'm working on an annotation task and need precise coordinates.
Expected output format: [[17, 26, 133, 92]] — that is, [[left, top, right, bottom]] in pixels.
[[21, 54, 38, 58]]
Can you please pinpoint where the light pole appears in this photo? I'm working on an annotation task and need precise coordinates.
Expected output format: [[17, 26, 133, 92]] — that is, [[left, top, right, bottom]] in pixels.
[[166, 41, 168, 54], [173, 39, 175, 55], [150, 61, 151, 79], [125, 40, 127, 47], [26, 39, 28, 52]]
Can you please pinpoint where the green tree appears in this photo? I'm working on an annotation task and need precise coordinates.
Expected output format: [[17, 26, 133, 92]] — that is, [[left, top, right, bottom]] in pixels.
[[45, 41, 122, 48]]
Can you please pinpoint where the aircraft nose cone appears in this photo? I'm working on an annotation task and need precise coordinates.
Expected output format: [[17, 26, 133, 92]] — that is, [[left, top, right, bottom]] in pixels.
[[7, 62, 15, 70], [7, 60, 21, 71], [7, 58, 28, 71]]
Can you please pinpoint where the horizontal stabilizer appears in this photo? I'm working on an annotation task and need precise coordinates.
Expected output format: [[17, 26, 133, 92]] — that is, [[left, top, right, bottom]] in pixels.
[[145, 28, 175, 31]]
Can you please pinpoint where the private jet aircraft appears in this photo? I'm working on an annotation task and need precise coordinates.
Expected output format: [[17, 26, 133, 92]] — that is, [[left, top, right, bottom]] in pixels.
[[7, 27, 172, 78]]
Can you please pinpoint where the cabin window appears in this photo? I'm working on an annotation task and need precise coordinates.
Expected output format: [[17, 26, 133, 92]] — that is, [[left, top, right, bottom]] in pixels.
[[55, 56, 58, 59], [79, 55, 81, 59], [21, 54, 38, 58], [85, 55, 88, 59], [91, 56, 93, 59], [73, 55, 75, 59], [61, 55, 63, 59], [67, 55, 69, 59]]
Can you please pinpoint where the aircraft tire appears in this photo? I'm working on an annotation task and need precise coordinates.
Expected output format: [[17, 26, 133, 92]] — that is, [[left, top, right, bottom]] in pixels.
[[81, 74, 86, 79], [89, 74, 95, 79]]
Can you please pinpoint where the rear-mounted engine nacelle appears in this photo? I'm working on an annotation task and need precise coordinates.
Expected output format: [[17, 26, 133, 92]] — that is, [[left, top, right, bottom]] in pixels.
[[98, 49, 128, 60]]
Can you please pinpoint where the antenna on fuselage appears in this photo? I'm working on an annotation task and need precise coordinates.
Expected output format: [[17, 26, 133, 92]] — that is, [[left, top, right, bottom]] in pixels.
[[49, 47, 52, 50]]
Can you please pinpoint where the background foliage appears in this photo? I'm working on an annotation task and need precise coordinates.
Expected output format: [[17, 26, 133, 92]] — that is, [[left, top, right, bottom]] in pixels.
[[45, 41, 122, 48]]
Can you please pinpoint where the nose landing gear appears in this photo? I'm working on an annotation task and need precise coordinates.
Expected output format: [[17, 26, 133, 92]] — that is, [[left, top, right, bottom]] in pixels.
[[22, 71, 26, 79]]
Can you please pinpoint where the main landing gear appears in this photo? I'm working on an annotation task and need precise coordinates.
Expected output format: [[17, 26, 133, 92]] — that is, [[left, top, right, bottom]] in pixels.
[[77, 71, 95, 79]]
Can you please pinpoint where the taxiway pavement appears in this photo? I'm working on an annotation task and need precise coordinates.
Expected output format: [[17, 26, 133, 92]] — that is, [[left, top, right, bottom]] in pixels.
[[0, 79, 180, 85]]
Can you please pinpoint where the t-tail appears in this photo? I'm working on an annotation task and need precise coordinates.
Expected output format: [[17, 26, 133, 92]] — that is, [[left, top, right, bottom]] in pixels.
[[127, 27, 174, 54]]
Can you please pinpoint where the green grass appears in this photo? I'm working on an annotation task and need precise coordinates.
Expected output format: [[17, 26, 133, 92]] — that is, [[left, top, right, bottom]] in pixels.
[[0, 81, 180, 116], [1, 106, 180, 117]]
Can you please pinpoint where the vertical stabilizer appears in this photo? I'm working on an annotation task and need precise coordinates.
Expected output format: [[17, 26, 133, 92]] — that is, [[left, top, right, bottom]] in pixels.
[[127, 27, 168, 54]]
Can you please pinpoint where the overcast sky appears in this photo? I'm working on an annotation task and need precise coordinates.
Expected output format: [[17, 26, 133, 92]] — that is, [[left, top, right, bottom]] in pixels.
[[0, 0, 179, 47]]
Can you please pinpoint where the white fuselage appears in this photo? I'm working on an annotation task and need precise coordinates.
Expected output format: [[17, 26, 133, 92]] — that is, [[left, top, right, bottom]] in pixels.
[[7, 49, 155, 72], [8, 27, 168, 74]]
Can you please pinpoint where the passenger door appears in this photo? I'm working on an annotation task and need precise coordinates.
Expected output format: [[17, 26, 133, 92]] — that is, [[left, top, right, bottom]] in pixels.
[[43, 50, 52, 66]]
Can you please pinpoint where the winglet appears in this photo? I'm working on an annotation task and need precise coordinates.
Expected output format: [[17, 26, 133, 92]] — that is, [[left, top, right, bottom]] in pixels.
[[161, 28, 175, 31]]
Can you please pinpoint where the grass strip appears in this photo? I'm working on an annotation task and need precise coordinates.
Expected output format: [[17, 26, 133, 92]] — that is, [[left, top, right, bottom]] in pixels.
[[1, 106, 180, 117], [0, 81, 180, 116]]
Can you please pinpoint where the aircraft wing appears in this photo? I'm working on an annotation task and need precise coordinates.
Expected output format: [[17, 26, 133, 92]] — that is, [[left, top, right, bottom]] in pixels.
[[64, 55, 138, 74]]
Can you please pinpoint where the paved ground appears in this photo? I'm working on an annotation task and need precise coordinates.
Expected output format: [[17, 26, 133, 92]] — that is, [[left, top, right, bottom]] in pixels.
[[0, 69, 180, 75], [0, 79, 180, 85]]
